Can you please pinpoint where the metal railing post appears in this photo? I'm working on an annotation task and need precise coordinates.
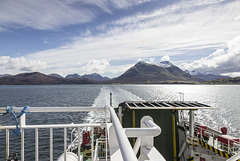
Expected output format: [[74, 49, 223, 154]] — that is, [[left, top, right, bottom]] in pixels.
[[20, 113, 26, 161], [78, 127, 81, 161], [35, 128, 39, 161], [6, 129, 9, 160], [91, 127, 94, 159], [50, 128, 53, 161], [21, 129, 25, 161], [64, 127, 67, 161], [105, 106, 108, 161]]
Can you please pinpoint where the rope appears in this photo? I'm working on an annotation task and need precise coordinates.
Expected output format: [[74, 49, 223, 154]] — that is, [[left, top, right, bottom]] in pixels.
[[18, 106, 30, 118], [0, 106, 30, 136]]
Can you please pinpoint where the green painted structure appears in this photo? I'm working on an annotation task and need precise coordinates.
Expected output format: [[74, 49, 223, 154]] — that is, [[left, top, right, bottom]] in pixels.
[[116, 102, 179, 161]]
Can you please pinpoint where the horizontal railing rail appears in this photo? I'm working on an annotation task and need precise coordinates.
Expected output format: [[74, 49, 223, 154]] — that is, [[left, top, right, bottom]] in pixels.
[[0, 106, 106, 113]]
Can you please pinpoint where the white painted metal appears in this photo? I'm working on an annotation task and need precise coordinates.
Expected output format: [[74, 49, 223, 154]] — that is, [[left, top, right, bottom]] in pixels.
[[133, 137, 141, 155], [1, 106, 165, 161], [21, 129, 24, 161], [93, 139, 99, 161], [0, 123, 103, 130], [189, 110, 195, 158], [0, 106, 105, 113], [124, 118, 161, 137], [57, 152, 79, 161], [189, 110, 195, 138], [118, 106, 122, 123], [108, 106, 138, 161], [35, 128, 39, 161], [78, 127, 81, 161], [138, 116, 166, 161], [105, 106, 108, 161], [20, 113, 26, 161], [178, 142, 187, 158], [64, 127, 67, 161], [91, 127, 94, 159], [227, 151, 240, 161], [50, 128, 53, 161], [107, 123, 124, 161], [139, 146, 166, 161], [6, 129, 9, 160]]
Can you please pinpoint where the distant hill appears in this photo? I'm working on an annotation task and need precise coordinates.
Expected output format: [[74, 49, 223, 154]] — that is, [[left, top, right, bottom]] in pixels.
[[195, 73, 230, 81], [65, 73, 82, 79], [186, 70, 230, 81], [49, 73, 64, 79], [0, 74, 11, 78], [82, 73, 110, 81], [205, 77, 240, 84], [111, 61, 202, 84], [0, 72, 93, 85]]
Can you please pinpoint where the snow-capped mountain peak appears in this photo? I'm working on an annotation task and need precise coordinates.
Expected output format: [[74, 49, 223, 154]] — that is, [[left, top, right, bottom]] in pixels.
[[156, 61, 172, 68]]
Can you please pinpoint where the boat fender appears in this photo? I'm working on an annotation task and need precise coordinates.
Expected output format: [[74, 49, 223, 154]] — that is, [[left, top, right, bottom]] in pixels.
[[57, 152, 79, 161]]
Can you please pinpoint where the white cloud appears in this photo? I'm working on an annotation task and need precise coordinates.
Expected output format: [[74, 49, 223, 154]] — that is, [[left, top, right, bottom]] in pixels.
[[180, 35, 240, 76], [6, 0, 240, 77], [0, 0, 145, 31], [222, 72, 240, 78], [80, 59, 110, 74], [0, 56, 47, 73], [161, 55, 170, 62]]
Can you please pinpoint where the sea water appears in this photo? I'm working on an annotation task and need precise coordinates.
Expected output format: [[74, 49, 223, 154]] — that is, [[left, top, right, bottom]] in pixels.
[[0, 84, 240, 160]]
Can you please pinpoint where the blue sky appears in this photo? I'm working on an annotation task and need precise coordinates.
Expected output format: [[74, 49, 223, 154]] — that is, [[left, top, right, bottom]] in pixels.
[[1, 0, 240, 78]]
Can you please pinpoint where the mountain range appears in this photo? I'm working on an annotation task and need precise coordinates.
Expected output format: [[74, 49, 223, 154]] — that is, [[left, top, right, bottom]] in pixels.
[[0, 72, 94, 85], [0, 61, 237, 85], [185, 70, 230, 81], [65, 73, 110, 81], [110, 61, 201, 84]]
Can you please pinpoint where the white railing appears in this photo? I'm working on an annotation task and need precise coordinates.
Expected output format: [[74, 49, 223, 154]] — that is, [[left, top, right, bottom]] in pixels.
[[1, 106, 164, 161], [194, 123, 240, 154], [227, 150, 240, 161], [109, 107, 165, 161], [0, 106, 106, 161], [109, 106, 138, 161]]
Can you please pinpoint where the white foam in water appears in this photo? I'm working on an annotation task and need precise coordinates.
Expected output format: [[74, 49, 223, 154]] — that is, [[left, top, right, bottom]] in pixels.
[[87, 86, 143, 123], [85, 85, 240, 137]]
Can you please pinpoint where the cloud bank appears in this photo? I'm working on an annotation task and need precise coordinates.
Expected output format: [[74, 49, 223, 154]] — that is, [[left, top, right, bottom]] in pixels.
[[26, 0, 240, 76], [180, 35, 240, 76], [1, 0, 240, 77], [0, 0, 146, 31], [0, 56, 46, 73]]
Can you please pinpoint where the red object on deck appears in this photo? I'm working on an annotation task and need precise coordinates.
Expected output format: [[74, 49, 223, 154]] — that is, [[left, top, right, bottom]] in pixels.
[[82, 131, 90, 146], [221, 127, 227, 135], [218, 135, 240, 146], [198, 125, 208, 137], [200, 158, 205, 161]]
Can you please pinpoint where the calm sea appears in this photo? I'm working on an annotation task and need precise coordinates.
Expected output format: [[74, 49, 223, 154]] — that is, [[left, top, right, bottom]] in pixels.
[[0, 84, 240, 160]]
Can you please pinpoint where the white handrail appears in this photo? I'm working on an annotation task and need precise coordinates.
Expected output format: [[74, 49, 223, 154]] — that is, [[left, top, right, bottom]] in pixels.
[[124, 118, 161, 137], [108, 106, 138, 161], [227, 151, 240, 161], [0, 106, 105, 113], [0, 123, 103, 130]]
